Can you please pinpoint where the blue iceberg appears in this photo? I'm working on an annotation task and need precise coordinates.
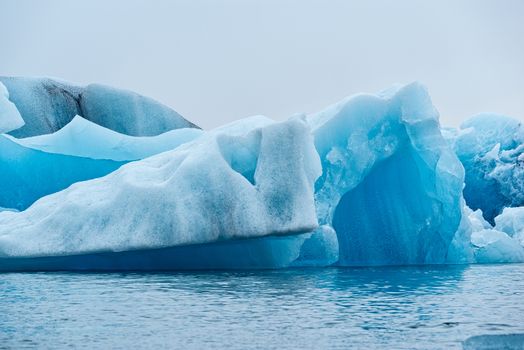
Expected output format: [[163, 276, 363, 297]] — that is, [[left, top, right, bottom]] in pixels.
[[1, 116, 201, 211], [0, 135, 124, 211], [10, 115, 203, 161], [1, 80, 523, 271], [299, 83, 464, 266], [452, 113, 524, 223]]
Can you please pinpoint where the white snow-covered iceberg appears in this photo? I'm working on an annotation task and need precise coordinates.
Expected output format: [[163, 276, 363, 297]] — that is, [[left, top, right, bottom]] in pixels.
[[296, 83, 465, 266], [0, 76, 199, 137], [0, 117, 321, 269], [0, 82, 24, 134], [9, 115, 203, 161]]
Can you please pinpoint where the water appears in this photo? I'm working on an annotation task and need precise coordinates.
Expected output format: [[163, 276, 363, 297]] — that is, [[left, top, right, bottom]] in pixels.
[[1, 264, 523, 349]]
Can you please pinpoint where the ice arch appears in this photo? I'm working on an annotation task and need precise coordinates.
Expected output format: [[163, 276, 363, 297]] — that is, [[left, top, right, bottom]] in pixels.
[[299, 82, 465, 266]]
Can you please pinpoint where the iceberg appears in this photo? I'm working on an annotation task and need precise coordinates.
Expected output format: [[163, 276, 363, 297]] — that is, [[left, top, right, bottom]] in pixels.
[[0, 76, 199, 137], [453, 113, 524, 223], [463, 334, 524, 350], [1, 116, 201, 211], [495, 207, 524, 247], [80, 83, 199, 136], [470, 229, 524, 263], [9, 115, 203, 161], [1, 78, 523, 271], [0, 135, 124, 211], [0, 82, 24, 134], [449, 204, 524, 264], [297, 83, 465, 266], [0, 235, 307, 271], [0, 117, 321, 269]]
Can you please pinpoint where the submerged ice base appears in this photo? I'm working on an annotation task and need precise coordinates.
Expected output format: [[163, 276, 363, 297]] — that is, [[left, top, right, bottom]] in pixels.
[[0, 235, 309, 272]]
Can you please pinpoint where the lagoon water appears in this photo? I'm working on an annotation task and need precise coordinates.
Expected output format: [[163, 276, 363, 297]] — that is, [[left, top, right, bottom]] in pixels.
[[1, 264, 523, 349]]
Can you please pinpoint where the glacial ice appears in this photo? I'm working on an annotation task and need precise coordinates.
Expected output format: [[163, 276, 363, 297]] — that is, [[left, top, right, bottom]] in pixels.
[[463, 334, 524, 350], [0, 76, 199, 137], [470, 229, 524, 263], [495, 207, 524, 247], [453, 113, 524, 223], [0, 235, 308, 271], [0, 134, 124, 211], [1, 116, 201, 211], [449, 205, 524, 264], [0, 117, 321, 263], [10, 115, 203, 161], [0, 82, 24, 134], [80, 83, 199, 136], [298, 83, 465, 266], [1, 80, 524, 271]]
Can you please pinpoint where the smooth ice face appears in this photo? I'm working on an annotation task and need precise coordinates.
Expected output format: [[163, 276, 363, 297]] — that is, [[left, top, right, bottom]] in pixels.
[[9, 116, 203, 161], [0, 135, 124, 211], [80, 83, 199, 136], [453, 113, 524, 223], [0, 117, 321, 260], [299, 82, 465, 266], [446, 204, 481, 264], [0, 82, 24, 134], [0, 77, 199, 137]]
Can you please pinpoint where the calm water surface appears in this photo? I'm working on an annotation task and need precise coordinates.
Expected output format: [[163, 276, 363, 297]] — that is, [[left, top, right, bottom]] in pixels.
[[1, 264, 523, 349]]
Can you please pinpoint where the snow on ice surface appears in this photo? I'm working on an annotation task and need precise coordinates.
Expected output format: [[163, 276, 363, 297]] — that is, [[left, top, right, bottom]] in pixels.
[[9, 115, 203, 161], [0, 82, 24, 134], [296, 82, 465, 266], [0, 76, 199, 138], [0, 117, 321, 262], [453, 113, 524, 223]]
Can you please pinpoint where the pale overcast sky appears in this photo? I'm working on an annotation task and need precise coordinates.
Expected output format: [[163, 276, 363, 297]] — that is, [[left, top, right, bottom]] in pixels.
[[1, 0, 523, 129]]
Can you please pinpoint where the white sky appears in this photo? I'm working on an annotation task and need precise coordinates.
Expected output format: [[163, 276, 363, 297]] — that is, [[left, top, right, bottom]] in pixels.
[[1, 0, 523, 129]]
